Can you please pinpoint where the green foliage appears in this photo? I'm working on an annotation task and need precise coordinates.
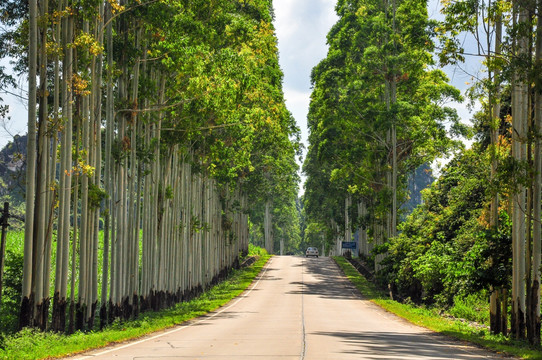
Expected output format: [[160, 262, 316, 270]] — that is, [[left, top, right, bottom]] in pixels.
[[165, 185, 174, 200], [153, 0, 299, 188], [448, 292, 490, 325], [190, 215, 210, 234], [88, 183, 107, 209], [150, 0, 300, 251], [0, 249, 23, 334], [247, 243, 268, 257], [303, 0, 463, 241], [0, 231, 24, 334], [302, 221, 326, 253], [248, 194, 302, 254], [272, 196, 302, 253], [380, 146, 512, 307]]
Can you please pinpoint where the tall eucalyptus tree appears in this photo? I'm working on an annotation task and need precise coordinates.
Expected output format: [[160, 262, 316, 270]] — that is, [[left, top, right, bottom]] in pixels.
[[20, 0, 38, 329], [438, 0, 542, 343], [17, 0, 297, 332], [304, 0, 462, 268]]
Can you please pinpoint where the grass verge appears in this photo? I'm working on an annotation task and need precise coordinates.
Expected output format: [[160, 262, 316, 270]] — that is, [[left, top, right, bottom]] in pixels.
[[0, 254, 271, 360], [333, 256, 542, 360]]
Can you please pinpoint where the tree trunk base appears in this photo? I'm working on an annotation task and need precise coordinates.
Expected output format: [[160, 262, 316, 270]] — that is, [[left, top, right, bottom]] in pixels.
[[139, 294, 150, 313], [99, 302, 108, 329], [34, 298, 50, 331], [500, 289, 508, 336], [87, 301, 97, 330], [68, 300, 75, 334], [122, 296, 131, 319], [108, 300, 121, 322], [527, 280, 541, 346], [19, 295, 33, 330], [52, 293, 67, 332], [75, 302, 85, 331], [133, 294, 139, 319]]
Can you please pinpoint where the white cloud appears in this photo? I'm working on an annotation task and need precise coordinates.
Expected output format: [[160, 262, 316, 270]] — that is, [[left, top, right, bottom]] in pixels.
[[0, 57, 27, 150], [273, 0, 337, 136], [274, 0, 338, 92], [283, 87, 311, 143], [273, 1, 338, 196]]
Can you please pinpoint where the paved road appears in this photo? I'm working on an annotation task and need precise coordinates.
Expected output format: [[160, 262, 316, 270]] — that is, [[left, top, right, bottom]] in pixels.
[[72, 256, 511, 359]]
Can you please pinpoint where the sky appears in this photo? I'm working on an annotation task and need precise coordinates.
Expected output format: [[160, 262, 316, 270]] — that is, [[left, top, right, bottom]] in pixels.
[[0, 58, 27, 150], [272, 0, 339, 194], [273, 0, 338, 164]]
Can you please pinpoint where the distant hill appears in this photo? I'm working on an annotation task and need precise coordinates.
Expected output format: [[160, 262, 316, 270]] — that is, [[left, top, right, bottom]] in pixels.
[[401, 163, 434, 217], [0, 134, 27, 205]]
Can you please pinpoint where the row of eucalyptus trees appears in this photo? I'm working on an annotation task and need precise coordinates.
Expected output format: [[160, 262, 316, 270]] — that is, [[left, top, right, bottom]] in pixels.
[[304, 0, 542, 346], [19, 0, 298, 332], [303, 0, 462, 258], [418, 0, 542, 343]]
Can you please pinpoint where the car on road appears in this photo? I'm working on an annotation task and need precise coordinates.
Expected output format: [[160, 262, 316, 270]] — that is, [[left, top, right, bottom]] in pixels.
[[306, 247, 319, 258]]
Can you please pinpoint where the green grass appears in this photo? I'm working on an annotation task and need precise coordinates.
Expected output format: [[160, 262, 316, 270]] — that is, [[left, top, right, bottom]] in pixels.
[[0, 254, 271, 360], [5, 230, 24, 255], [333, 256, 542, 360], [448, 292, 490, 325]]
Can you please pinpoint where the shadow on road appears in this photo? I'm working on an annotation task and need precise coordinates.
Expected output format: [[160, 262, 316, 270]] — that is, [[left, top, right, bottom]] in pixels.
[[313, 330, 494, 359], [287, 258, 356, 300]]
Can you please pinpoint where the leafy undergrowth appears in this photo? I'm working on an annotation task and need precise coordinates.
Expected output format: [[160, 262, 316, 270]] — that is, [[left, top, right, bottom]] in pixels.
[[447, 292, 490, 325], [333, 256, 541, 360], [0, 253, 270, 360]]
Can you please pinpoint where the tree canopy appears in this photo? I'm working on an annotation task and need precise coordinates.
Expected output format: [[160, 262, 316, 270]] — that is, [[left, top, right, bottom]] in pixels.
[[0, 0, 300, 333]]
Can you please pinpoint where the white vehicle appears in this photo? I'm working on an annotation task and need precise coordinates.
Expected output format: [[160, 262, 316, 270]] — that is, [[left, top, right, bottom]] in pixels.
[[305, 247, 319, 258]]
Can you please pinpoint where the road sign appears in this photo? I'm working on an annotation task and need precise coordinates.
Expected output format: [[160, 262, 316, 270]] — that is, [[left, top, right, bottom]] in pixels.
[[341, 241, 356, 249]]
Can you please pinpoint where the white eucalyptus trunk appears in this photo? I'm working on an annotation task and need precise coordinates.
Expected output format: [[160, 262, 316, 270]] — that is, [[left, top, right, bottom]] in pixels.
[[527, 2, 542, 345], [345, 195, 351, 244], [77, 21, 91, 329], [358, 201, 368, 257], [20, 0, 39, 329], [32, 0, 49, 330], [101, 0, 114, 325], [51, 0, 64, 332], [56, 6, 74, 332], [264, 200, 273, 254], [489, 11, 504, 336], [511, 4, 528, 338]]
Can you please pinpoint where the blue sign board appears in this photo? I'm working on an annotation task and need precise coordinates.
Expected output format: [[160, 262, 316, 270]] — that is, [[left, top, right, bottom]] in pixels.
[[342, 241, 356, 249]]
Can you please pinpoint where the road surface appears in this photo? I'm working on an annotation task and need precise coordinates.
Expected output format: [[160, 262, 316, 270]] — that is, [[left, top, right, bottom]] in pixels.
[[71, 256, 511, 359]]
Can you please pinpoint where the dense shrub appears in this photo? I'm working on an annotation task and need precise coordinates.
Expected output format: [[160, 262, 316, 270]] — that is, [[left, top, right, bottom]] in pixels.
[[380, 148, 512, 309], [0, 249, 23, 334]]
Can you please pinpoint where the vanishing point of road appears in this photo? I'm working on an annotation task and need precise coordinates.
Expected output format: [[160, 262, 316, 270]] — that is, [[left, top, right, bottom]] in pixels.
[[72, 256, 512, 359]]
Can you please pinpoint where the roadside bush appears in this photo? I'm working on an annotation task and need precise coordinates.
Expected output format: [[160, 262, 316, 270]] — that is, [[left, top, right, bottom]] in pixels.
[[380, 148, 512, 310], [448, 291, 490, 325], [248, 243, 268, 257], [0, 249, 23, 334]]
